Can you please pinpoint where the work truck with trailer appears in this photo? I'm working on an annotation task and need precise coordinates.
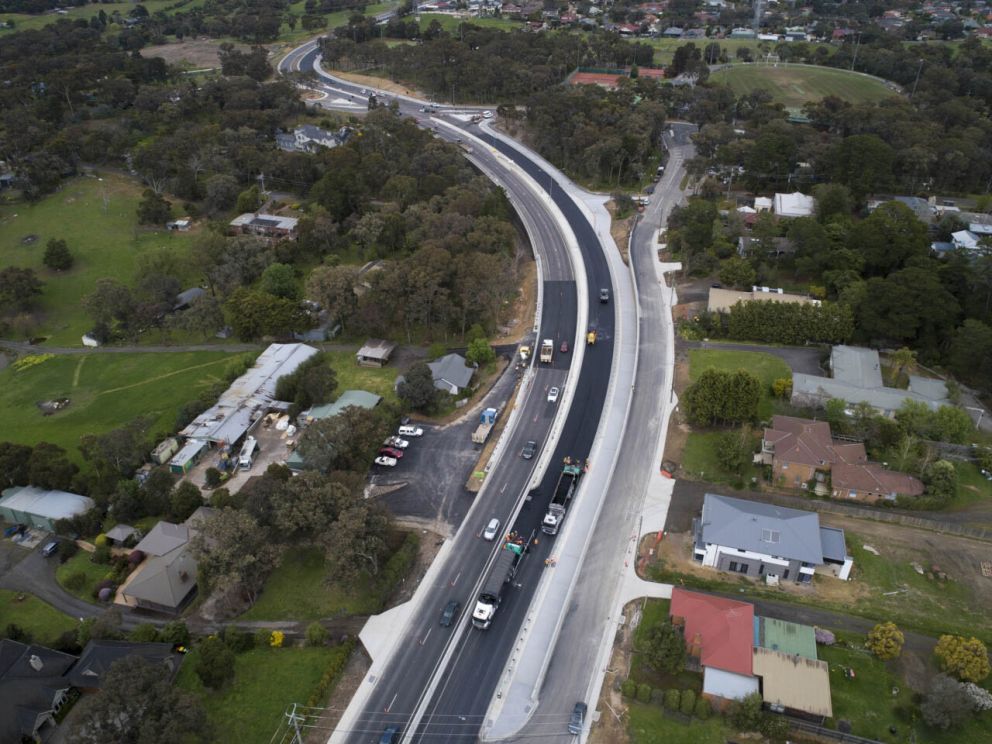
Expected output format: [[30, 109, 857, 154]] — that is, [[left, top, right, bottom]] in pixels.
[[471, 407, 498, 445], [472, 534, 528, 629], [539, 339, 554, 364], [542, 459, 583, 535]]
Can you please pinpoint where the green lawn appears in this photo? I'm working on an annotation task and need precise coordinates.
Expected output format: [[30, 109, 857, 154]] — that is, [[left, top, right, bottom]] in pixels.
[[177, 645, 348, 744], [55, 551, 110, 603], [627, 702, 730, 744], [820, 637, 992, 744], [0, 589, 77, 645], [688, 348, 790, 420], [645, 37, 788, 66], [0, 173, 201, 345], [0, 351, 252, 458], [416, 13, 518, 33], [239, 546, 384, 621], [324, 348, 401, 406], [0, 0, 202, 34], [948, 461, 992, 511], [710, 64, 898, 111], [682, 430, 762, 487]]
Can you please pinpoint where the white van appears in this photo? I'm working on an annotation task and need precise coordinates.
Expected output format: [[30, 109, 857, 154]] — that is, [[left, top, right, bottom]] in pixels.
[[398, 425, 424, 437], [238, 436, 258, 470]]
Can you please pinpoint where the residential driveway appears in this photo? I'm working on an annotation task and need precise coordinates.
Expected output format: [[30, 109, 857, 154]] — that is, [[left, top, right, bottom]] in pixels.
[[369, 357, 522, 531], [0, 546, 104, 621], [682, 339, 825, 376]]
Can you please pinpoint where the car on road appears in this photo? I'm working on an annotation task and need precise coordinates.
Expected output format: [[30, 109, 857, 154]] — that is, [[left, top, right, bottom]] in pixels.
[[599, 288, 610, 303], [560, 340, 569, 353], [439, 600, 461, 627], [374, 456, 398, 467], [482, 110, 493, 119], [547, 386, 560, 403], [379, 727, 398, 744], [379, 446, 404, 459], [384, 436, 409, 449], [521, 440, 537, 459], [568, 702, 587, 735], [41, 540, 59, 557], [398, 425, 424, 437], [483, 518, 501, 541]]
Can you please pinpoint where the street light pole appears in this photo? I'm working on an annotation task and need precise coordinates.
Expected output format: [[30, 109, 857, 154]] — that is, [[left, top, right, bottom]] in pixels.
[[911, 59, 925, 99]]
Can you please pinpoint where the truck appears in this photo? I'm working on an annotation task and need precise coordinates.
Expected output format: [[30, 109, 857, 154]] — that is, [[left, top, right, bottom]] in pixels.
[[471, 407, 498, 445], [518, 345, 531, 363], [542, 459, 583, 535], [586, 329, 597, 345], [539, 339, 554, 364], [472, 535, 527, 629]]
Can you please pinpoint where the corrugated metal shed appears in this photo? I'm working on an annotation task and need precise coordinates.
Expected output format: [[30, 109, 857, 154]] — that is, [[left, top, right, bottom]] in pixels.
[[752, 646, 833, 718]]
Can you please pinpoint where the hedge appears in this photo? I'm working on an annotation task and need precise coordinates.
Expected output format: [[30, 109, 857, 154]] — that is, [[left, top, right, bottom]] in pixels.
[[636, 683, 652, 703], [621, 679, 637, 698], [680, 688, 696, 716], [305, 638, 357, 709], [664, 688, 681, 711], [374, 533, 421, 607], [694, 696, 711, 720]]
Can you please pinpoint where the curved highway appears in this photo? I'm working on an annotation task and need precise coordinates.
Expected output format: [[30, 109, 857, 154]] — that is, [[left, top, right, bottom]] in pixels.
[[280, 40, 623, 743]]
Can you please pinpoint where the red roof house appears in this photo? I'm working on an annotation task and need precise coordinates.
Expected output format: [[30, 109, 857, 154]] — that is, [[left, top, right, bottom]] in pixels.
[[670, 588, 759, 701]]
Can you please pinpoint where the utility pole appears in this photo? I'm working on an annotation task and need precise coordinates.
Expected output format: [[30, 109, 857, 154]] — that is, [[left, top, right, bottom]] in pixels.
[[850, 31, 862, 71], [910, 59, 925, 99]]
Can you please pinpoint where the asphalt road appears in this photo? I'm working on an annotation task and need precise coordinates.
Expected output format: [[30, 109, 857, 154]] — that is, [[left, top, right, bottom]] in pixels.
[[503, 124, 697, 742], [280, 46, 620, 743]]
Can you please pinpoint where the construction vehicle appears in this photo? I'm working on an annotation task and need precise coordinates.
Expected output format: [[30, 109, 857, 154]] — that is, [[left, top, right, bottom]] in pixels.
[[472, 407, 498, 445], [472, 533, 528, 629], [542, 459, 583, 535], [539, 339, 554, 364], [518, 345, 531, 363], [586, 329, 597, 345]]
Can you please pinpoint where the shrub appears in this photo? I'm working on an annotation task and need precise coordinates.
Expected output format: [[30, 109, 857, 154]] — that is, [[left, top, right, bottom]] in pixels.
[[306, 622, 328, 647], [91, 544, 111, 565], [663, 688, 681, 711], [159, 621, 190, 646], [636, 683, 652, 703], [254, 628, 273, 647], [59, 541, 80, 563], [3, 623, 32, 643], [760, 714, 789, 739], [694, 696, 711, 720], [129, 624, 160, 642], [270, 630, 285, 648], [94, 534, 108, 548], [205, 467, 222, 488], [222, 626, 255, 654], [128, 550, 145, 565], [650, 688, 665, 706], [935, 635, 991, 683], [63, 571, 87, 592], [305, 639, 356, 707], [621, 679, 637, 698], [680, 688, 696, 716], [866, 621, 904, 661], [194, 636, 236, 690]]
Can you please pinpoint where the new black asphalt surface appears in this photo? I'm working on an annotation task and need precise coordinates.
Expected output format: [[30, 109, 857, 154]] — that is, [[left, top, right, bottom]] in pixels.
[[284, 49, 616, 742]]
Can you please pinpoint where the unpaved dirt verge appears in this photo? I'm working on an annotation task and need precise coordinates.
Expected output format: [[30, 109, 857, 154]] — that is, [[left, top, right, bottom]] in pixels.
[[498, 251, 537, 346], [305, 646, 371, 744], [606, 201, 635, 265], [325, 69, 429, 99], [141, 39, 243, 69]]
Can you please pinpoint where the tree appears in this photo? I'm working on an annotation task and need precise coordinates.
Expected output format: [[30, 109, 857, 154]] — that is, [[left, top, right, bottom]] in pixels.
[[159, 621, 190, 646], [848, 202, 929, 277], [43, 238, 74, 271], [170, 293, 224, 340], [274, 353, 338, 416], [729, 692, 765, 732], [194, 636, 236, 690], [828, 134, 894, 202], [398, 363, 439, 413], [136, 189, 172, 225], [0, 267, 43, 311], [716, 425, 755, 476], [170, 482, 203, 522], [718, 257, 756, 289], [128, 624, 160, 643], [306, 265, 358, 333], [683, 368, 761, 426], [0, 442, 32, 487], [865, 621, 904, 660], [190, 508, 279, 607], [68, 656, 212, 744], [260, 262, 299, 300], [269, 472, 349, 543], [921, 674, 976, 730], [889, 347, 916, 382], [465, 338, 494, 367], [27, 442, 78, 491], [79, 418, 150, 482], [296, 405, 392, 473], [321, 500, 390, 581], [236, 184, 262, 213], [225, 287, 306, 341], [204, 173, 239, 214], [924, 460, 958, 506], [83, 278, 135, 328], [813, 183, 852, 223], [639, 621, 686, 674], [935, 635, 991, 683], [857, 268, 960, 350]]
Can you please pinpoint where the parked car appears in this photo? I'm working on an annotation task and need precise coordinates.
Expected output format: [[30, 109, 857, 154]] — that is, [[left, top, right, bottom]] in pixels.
[[521, 440, 537, 459], [547, 386, 560, 403], [379, 446, 404, 459], [560, 340, 569, 353], [439, 600, 461, 627], [41, 541, 59, 557], [374, 456, 398, 467], [599, 288, 610, 303], [483, 518, 501, 541], [384, 436, 410, 449], [645, 184, 655, 195], [398, 425, 424, 437], [482, 110, 493, 119], [568, 702, 587, 735]]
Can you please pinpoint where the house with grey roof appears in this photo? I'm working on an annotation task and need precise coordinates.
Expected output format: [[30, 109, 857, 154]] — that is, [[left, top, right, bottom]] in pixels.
[[276, 124, 347, 153], [428, 353, 476, 394], [791, 345, 948, 416], [693, 493, 853, 584]]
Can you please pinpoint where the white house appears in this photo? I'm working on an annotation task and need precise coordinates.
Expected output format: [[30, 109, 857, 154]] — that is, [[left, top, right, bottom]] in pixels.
[[693, 493, 853, 583], [773, 192, 816, 218]]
